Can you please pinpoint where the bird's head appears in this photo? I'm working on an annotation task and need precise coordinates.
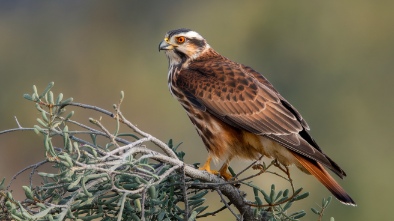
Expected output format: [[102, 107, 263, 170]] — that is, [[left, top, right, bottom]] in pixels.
[[159, 28, 210, 66]]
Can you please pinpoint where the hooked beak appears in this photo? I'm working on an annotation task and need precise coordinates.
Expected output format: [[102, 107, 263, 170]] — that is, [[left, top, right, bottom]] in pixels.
[[158, 40, 175, 51]]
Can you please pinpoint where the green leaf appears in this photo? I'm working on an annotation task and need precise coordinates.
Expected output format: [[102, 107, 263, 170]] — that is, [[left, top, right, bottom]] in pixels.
[[101, 196, 120, 206], [61, 97, 73, 105], [120, 90, 124, 100], [253, 187, 259, 197], [37, 118, 48, 127], [189, 190, 208, 200], [32, 92, 38, 100], [283, 201, 292, 211], [23, 94, 33, 101], [148, 186, 157, 199], [158, 211, 166, 221], [57, 153, 73, 167], [187, 211, 198, 221], [276, 196, 288, 204], [48, 91, 54, 105], [67, 175, 83, 190], [194, 205, 208, 214], [275, 190, 283, 201], [31, 206, 53, 219], [35, 103, 45, 112], [261, 189, 271, 204], [269, 184, 275, 203], [293, 192, 309, 201], [56, 93, 63, 105], [41, 111, 49, 123], [311, 207, 320, 215], [255, 196, 263, 206], [292, 210, 306, 219], [117, 133, 139, 140], [324, 196, 332, 208], [37, 172, 57, 178], [39, 82, 54, 99], [188, 198, 205, 207], [33, 85, 38, 98], [65, 111, 74, 121], [228, 166, 236, 177], [22, 186, 34, 200], [134, 199, 141, 212], [0, 177, 5, 190]]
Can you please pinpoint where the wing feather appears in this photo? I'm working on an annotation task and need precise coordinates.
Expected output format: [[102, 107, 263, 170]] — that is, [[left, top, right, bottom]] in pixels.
[[177, 57, 345, 176]]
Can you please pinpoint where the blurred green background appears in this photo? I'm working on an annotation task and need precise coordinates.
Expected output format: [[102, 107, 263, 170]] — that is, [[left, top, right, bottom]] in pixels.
[[0, 1, 392, 220]]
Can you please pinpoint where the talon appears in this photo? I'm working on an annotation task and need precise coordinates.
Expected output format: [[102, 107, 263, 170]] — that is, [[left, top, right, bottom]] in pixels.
[[219, 169, 233, 180], [218, 162, 233, 180], [199, 156, 236, 180], [199, 156, 219, 175]]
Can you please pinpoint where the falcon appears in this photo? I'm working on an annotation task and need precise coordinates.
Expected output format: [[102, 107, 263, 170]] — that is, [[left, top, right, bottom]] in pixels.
[[159, 28, 356, 205]]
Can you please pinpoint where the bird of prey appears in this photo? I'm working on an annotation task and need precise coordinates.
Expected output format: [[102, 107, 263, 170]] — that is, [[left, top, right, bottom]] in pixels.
[[159, 28, 356, 205]]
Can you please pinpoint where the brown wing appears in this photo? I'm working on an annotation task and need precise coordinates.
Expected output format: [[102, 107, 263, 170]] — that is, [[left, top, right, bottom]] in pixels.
[[177, 57, 346, 177]]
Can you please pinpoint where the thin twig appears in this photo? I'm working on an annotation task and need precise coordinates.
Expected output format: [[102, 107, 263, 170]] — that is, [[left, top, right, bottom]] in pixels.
[[117, 193, 128, 221], [140, 188, 146, 221], [60, 102, 114, 117], [61, 102, 177, 158], [7, 160, 49, 190], [29, 160, 49, 188], [234, 155, 264, 179], [0, 127, 35, 135], [89, 118, 120, 148], [61, 118, 133, 145], [216, 189, 240, 221], [117, 111, 178, 159], [14, 116, 22, 128], [196, 204, 229, 218], [182, 162, 189, 220]]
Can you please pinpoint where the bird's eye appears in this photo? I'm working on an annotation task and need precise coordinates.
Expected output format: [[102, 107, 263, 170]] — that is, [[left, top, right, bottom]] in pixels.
[[176, 36, 186, 44]]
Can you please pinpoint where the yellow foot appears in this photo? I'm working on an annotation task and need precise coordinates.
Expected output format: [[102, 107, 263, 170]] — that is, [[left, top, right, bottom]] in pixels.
[[199, 163, 219, 175], [199, 156, 219, 174], [218, 162, 233, 181], [218, 168, 233, 180], [199, 156, 233, 180]]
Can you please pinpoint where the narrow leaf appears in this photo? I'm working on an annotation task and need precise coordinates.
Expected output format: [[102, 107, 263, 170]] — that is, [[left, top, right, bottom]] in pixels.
[[39, 82, 54, 99]]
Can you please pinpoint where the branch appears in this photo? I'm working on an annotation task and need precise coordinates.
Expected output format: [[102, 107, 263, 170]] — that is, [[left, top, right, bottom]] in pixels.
[[1, 83, 311, 221]]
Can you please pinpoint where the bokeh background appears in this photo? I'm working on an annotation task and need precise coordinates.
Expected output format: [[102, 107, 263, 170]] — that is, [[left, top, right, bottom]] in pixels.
[[0, 1, 392, 220]]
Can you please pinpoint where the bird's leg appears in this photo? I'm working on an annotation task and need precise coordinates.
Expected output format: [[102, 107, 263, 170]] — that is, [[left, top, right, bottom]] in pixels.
[[199, 155, 219, 175], [218, 157, 233, 181], [199, 155, 233, 180]]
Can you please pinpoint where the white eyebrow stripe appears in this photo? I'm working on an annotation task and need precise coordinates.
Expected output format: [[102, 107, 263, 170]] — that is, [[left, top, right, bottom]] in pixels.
[[182, 31, 204, 40]]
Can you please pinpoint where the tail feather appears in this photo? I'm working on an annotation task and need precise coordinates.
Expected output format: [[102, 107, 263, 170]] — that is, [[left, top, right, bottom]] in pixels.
[[293, 153, 356, 206]]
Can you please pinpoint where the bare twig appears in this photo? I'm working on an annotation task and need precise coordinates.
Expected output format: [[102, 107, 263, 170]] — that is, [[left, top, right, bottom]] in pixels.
[[14, 116, 22, 128], [117, 111, 178, 159], [29, 160, 49, 188], [60, 102, 114, 117], [7, 160, 49, 190], [0, 127, 35, 135], [182, 162, 189, 220], [140, 188, 147, 221], [196, 204, 229, 218], [216, 189, 240, 220], [89, 118, 120, 148]]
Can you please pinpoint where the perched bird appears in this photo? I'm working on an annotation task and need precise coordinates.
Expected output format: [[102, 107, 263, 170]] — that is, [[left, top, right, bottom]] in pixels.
[[159, 28, 356, 205]]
